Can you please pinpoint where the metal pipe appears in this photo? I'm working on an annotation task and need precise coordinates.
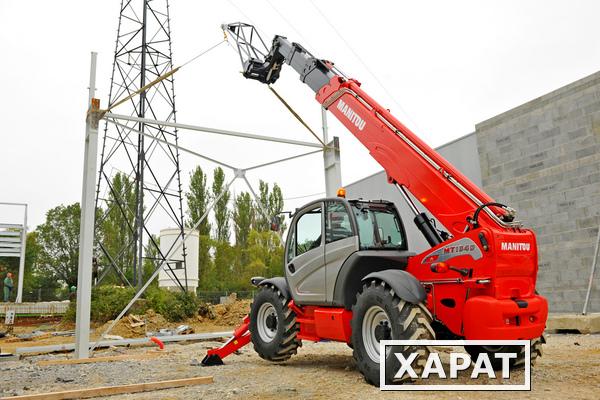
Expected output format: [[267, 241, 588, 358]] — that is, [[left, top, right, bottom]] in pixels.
[[15, 204, 27, 303], [103, 113, 323, 148], [106, 119, 236, 170], [583, 222, 600, 315], [244, 149, 322, 171], [395, 183, 420, 216], [17, 331, 233, 355]]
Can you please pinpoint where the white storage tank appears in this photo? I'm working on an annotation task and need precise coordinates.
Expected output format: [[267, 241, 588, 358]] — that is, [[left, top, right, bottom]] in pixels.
[[158, 228, 199, 292]]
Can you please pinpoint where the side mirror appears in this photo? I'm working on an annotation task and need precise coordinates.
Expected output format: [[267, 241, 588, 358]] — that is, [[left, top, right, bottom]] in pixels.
[[270, 215, 282, 231]]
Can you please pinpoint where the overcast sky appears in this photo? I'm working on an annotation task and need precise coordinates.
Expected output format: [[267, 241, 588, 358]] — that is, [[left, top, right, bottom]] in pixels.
[[1, 0, 599, 231]]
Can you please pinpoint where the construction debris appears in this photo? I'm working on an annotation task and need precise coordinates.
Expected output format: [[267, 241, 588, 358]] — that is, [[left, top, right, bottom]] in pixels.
[[148, 324, 194, 337]]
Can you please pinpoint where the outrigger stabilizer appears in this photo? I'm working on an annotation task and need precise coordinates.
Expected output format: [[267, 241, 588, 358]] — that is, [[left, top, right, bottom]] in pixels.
[[201, 316, 251, 366]]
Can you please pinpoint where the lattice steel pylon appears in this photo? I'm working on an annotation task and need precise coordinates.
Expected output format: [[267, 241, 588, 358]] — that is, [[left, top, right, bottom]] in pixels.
[[95, 0, 188, 291]]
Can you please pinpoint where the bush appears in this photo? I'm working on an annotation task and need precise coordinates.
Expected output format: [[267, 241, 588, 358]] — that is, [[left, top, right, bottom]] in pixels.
[[64, 286, 199, 323], [146, 287, 200, 322], [64, 285, 137, 323]]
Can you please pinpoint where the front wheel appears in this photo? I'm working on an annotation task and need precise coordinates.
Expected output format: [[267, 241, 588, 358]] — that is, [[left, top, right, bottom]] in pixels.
[[249, 285, 300, 362], [351, 280, 435, 386]]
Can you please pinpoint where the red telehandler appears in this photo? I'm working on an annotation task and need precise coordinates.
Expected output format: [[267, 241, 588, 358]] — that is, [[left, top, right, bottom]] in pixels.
[[202, 23, 548, 385]]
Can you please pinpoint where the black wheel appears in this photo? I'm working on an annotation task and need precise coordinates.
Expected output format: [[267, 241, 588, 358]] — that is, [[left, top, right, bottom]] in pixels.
[[351, 280, 435, 386], [249, 284, 300, 362], [464, 335, 546, 370]]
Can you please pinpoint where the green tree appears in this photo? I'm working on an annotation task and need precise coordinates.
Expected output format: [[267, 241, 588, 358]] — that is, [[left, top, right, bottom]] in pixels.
[[253, 180, 271, 231], [186, 166, 211, 235], [212, 167, 230, 242], [35, 203, 101, 288], [186, 166, 212, 288], [233, 192, 253, 248], [269, 183, 285, 233], [101, 172, 136, 283], [210, 167, 232, 291], [0, 231, 51, 301], [251, 181, 285, 233]]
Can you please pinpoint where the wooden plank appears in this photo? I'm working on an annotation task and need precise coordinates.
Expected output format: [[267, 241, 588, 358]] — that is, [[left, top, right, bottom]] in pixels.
[[0, 376, 213, 400], [36, 351, 164, 366]]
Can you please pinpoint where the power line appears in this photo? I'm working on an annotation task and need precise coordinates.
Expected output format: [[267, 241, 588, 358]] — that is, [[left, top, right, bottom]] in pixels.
[[264, 0, 316, 51], [308, 0, 423, 133], [284, 191, 325, 201]]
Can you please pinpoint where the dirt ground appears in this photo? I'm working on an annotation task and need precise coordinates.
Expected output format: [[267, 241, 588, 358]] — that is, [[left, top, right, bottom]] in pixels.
[[1, 301, 598, 399], [0, 332, 598, 399]]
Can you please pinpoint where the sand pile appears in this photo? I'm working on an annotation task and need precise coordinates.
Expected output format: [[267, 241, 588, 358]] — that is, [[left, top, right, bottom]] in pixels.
[[204, 299, 251, 326]]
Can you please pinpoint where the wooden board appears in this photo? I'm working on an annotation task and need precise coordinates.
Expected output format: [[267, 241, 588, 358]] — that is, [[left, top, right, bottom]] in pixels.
[[0, 376, 213, 400], [36, 351, 164, 366]]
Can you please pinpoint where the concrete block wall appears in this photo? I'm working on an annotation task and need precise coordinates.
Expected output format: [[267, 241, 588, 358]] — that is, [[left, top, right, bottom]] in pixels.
[[476, 71, 600, 313]]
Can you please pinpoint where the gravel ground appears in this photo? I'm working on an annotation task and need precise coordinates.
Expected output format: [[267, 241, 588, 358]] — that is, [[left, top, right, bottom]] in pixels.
[[0, 333, 598, 399]]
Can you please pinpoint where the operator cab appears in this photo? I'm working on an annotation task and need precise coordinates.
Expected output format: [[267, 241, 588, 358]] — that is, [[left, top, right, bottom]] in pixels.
[[282, 195, 410, 306]]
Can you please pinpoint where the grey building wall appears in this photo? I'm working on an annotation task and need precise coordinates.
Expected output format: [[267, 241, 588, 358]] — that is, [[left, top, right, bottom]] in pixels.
[[476, 71, 600, 313], [345, 132, 482, 255], [345, 71, 600, 313]]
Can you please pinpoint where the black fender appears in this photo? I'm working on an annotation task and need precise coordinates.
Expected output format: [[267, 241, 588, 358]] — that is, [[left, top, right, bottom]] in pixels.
[[362, 269, 426, 304], [251, 276, 291, 301]]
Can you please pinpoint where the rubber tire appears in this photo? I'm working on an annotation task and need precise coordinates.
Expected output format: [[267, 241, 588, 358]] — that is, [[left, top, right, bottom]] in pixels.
[[464, 335, 546, 370], [249, 284, 300, 362], [351, 280, 435, 386]]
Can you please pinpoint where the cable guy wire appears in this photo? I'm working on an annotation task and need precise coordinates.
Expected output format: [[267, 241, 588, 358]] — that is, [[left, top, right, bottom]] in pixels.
[[308, 0, 422, 133]]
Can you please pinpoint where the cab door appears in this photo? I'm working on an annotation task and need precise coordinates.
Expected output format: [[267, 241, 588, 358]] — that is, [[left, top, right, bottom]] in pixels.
[[284, 202, 326, 304], [324, 200, 359, 303]]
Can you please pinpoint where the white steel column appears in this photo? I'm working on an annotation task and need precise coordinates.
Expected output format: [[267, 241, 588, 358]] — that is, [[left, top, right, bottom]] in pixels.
[[75, 52, 99, 359], [322, 108, 342, 197], [15, 204, 27, 303]]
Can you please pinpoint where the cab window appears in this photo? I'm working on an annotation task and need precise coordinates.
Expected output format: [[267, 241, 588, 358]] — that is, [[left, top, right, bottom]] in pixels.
[[352, 204, 406, 250], [295, 206, 322, 256], [286, 227, 295, 263], [325, 201, 353, 243]]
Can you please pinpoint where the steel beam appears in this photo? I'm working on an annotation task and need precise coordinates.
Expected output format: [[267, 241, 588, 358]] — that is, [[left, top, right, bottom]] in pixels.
[[322, 109, 342, 196], [104, 113, 323, 149], [75, 52, 99, 359]]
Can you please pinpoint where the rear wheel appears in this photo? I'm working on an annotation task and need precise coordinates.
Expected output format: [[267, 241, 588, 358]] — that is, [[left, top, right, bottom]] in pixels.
[[351, 280, 435, 386], [249, 285, 300, 362], [464, 335, 546, 370]]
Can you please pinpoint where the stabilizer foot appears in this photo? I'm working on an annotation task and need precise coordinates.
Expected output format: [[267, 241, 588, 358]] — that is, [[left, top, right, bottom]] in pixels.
[[201, 354, 224, 366]]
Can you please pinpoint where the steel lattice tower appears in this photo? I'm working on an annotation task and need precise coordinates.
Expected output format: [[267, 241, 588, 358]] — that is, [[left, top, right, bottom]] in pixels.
[[95, 0, 188, 291]]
